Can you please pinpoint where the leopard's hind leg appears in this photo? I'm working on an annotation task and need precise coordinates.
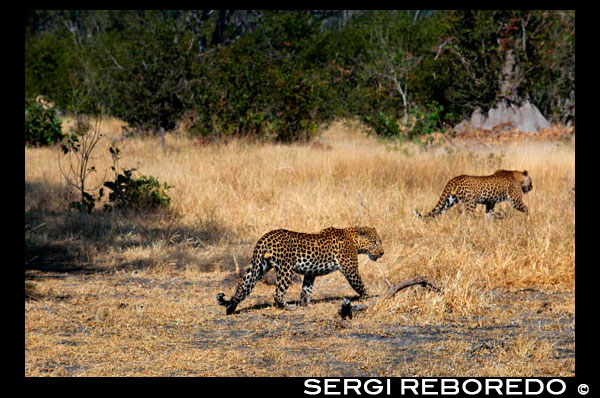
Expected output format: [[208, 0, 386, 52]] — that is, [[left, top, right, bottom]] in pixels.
[[299, 274, 316, 306], [273, 259, 297, 311], [217, 252, 272, 315]]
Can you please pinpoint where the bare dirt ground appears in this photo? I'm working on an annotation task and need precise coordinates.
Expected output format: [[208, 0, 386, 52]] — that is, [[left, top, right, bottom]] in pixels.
[[25, 266, 573, 376]]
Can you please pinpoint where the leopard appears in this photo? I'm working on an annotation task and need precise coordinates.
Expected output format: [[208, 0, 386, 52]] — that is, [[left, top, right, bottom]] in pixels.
[[413, 169, 532, 219], [217, 226, 384, 315]]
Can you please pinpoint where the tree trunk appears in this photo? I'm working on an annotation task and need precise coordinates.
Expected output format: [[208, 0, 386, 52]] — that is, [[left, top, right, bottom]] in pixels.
[[498, 48, 521, 104], [212, 10, 227, 46], [454, 44, 550, 135]]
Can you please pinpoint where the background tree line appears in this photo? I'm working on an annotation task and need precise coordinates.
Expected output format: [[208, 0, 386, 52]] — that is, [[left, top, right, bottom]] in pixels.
[[25, 10, 575, 142]]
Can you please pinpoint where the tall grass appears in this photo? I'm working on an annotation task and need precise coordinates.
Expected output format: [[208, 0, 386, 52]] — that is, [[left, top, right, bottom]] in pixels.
[[25, 118, 574, 376], [25, 118, 574, 287]]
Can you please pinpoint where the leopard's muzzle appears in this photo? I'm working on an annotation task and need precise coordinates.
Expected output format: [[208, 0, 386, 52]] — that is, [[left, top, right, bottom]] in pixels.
[[368, 251, 384, 261]]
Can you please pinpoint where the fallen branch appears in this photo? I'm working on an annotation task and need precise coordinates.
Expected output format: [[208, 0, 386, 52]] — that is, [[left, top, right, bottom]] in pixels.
[[338, 276, 441, 319]]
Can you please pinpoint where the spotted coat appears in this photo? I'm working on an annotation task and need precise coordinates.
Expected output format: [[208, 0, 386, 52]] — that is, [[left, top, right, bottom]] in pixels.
[[217, 226, 384, 315], [413, 170, 533, 218]]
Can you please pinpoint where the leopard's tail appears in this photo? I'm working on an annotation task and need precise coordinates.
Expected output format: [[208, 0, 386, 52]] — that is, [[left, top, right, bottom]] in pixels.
[[216, 292, 228, 306], [412, 209, 426, 218], [414, 187, 458, 219], [216, 292, 238, 315], [217, 250, 271, 315]]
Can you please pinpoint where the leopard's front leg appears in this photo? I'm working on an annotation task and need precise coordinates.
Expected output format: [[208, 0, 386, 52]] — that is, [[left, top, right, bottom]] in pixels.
[[339, 259, 369, 299], [510, 196, 528, 213]]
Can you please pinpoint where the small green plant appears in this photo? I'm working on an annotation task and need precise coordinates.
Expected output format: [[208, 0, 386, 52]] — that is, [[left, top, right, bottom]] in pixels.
[[25, 98, 63, 146], [101, 146, 172, 211]]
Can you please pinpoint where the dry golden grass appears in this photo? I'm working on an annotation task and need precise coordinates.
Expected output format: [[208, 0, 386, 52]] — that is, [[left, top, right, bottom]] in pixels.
[[25, 118, 574, 376]]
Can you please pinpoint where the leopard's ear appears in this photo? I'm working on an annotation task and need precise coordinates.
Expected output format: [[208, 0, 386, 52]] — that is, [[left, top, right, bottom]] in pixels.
[[523, 170, 528, 176], [357, 227, 367, 235]]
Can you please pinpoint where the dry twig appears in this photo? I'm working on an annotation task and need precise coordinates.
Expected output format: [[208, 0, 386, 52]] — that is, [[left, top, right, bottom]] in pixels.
[[339, 276, 441, 319]]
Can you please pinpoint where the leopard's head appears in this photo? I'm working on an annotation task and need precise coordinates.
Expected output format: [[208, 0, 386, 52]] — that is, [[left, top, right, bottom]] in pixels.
[[351, 226, 385, 261], [520, 170, 533, 194]]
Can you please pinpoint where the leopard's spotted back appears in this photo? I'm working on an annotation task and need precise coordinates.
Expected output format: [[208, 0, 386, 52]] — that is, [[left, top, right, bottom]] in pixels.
[[413, 170, 532, 218], [217, 226, 384, 315]]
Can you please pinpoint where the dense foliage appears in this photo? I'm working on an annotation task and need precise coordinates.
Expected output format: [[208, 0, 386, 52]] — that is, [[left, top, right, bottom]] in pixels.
[[25, 10, 575, 141], [25, 98, 63, 146]]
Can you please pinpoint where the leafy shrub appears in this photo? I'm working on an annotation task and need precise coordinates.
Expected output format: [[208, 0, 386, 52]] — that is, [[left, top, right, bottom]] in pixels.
[[102, 170, 172, 211], [25, 29, 79, 110], [190, 45, 319, 142], [362, 111, 400, 138], [25, 98, 63, 146], [190, 47, 272, 138], [410, 101, 445, 136], [101, 147, 172, 211], [271, 69, 319, 142], [68, 191, 96, 213], [107, 14, 194, 134], [24, 11, 574, 140]]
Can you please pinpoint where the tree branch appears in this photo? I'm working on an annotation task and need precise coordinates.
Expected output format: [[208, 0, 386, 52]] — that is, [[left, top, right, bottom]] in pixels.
[[338, 276, 442, 319], [434, 36, 455, 60], [450, 47, 480, 86]]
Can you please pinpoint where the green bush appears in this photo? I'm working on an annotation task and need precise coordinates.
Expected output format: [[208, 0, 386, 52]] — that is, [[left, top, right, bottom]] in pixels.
[[190, 44, 319, 142], [25, 28, 79, 110], [102, 168, 172, 212], [190, 47, 271, 138], [271, 69, 319, 142], [24, 11, 575, 140], [25, 99, 63, 146], [69, 191, 96, 213], [411, 101, 446, 136], [362, 111, 400, 138]]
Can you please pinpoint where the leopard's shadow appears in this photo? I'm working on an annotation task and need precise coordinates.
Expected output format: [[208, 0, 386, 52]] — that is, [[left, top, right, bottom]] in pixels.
[[233, 295, 365, 315]]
